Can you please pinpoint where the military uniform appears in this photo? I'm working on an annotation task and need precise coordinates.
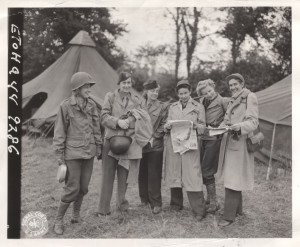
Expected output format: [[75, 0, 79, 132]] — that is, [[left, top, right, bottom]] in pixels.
[[196, 94, 229, 185], [97, 88, 147, 215], [138, 98, 169, 209], [53, 94, 102, 203]]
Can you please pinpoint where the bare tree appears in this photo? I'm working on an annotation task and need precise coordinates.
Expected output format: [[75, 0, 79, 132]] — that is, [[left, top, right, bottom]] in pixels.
[[166, 8, 183, 81], [181, 7, 201, 78]]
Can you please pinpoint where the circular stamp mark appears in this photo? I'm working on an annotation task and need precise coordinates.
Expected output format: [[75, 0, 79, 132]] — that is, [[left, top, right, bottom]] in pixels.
[[22, 211, 49, 238]]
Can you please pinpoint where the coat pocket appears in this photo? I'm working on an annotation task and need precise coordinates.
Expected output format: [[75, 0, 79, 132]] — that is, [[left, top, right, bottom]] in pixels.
[[227, 137, 241, 151], [66, 139, 85, 148]]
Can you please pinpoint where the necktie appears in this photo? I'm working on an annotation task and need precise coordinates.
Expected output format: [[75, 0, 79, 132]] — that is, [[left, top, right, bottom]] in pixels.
[[124, 96, 129, 108]]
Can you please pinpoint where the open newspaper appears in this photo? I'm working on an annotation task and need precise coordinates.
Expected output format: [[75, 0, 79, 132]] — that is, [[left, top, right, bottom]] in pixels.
[[168, 120, 198, 155]]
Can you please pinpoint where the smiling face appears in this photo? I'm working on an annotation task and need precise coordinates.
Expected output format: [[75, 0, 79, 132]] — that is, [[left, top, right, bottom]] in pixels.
[[228, 79, 244, 95], [146, 87, 159, 101], [119, 77, 132, 93], [78, 84, 91, 99], [201, 85, 216, 100], [177, 87, 191, 103]]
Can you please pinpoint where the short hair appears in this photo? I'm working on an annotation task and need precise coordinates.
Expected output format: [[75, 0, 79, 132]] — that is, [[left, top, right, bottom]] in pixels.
[[196, 79, 215, 96]]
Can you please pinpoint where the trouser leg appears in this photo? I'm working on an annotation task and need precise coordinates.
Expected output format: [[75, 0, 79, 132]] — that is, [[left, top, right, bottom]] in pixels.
[[138, 153, 149, 204], [72, 157, 94, 222], [201, 139, 222, 187], [170, 187, 183, 211], [236, 192, 243, 216], [61, 159, 82, 203], [206, 182, 219, 213], [223, 188, 241, 222], [117, 165, 129, 212], [98, 140, 117, 215], [186, 191, 206, 218], [147, 151, 163, 208]]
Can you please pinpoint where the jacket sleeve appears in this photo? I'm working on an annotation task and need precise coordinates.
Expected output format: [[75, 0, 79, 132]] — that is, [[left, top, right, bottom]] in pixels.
[[196, 103, 206, 134], [221, 97, 230, 111], [153, 103, 169, 139], [100, 92, 119, 129], [92, 104, 103, 147], [240, 92, 259, 135], [53, 103, 69, 160]]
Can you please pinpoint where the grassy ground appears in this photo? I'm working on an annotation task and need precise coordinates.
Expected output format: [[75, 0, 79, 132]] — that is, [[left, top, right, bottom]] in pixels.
[[21, 136, 292, 238]]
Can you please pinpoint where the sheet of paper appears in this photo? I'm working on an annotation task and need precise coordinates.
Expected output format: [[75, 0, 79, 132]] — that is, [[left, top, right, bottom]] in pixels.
[[207, 126, 230, 136]]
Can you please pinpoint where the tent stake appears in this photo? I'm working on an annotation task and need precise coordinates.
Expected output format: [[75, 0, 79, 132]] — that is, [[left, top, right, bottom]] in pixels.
[[266, 123, 277, 180]]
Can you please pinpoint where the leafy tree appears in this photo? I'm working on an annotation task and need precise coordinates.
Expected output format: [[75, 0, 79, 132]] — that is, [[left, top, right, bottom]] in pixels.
[[220, 7, 291, 76], [23, 8, 127, 83], [220, 7, 272, 69]]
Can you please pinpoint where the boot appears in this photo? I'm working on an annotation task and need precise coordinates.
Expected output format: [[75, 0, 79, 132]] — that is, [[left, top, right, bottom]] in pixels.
[[54, 201, 70, 235], [71, 194, 84, 223], [187, 191, 206, 221], [206, 183, 219, 213]]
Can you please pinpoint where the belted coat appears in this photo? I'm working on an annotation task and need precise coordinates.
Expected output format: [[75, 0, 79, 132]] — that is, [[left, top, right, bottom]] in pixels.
[[216, 88, 259, 191], [164, 98, 206, 191]]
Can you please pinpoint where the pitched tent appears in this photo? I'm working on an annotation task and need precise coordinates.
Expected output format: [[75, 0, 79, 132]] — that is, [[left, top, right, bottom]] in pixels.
[[255, 75, 292, 175], [22, 30, 118, 127]]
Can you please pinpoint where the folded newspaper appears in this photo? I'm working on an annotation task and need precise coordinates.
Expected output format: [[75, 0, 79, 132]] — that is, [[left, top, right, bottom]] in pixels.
[[207, 126, 230, 136], [168, 120, 198, 155]]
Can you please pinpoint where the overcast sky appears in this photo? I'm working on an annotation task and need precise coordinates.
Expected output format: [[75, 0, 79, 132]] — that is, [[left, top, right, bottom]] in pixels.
[[110, 8, 231, 76]]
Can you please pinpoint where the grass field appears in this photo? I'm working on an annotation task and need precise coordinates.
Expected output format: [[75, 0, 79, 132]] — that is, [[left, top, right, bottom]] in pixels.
[[21, 136, 292, 238]]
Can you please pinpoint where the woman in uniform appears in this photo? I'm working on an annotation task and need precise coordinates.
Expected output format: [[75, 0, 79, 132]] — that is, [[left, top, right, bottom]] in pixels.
[[97, 71, 150, 216], [195, 79, 229, 213], [216, 73, 259, 227], [53, 72, 102, 235], [138, 80, 169, 214], [164, 79, 206, 221]]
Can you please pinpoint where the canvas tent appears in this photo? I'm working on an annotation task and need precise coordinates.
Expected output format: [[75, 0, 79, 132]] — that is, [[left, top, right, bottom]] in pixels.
[[22, 30, 118, 131], [255, 75, 292, 173]]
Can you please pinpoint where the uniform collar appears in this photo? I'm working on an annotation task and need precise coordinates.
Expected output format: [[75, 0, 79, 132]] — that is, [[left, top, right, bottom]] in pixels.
[[70, 94, 92, 111]]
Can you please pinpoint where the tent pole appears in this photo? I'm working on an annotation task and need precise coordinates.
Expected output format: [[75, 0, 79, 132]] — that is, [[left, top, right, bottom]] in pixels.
[[266, 123, 277, 180]]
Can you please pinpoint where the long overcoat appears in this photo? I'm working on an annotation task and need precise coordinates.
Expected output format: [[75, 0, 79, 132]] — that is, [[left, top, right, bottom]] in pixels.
[[164, 98, 206, 191], [216, 88, 259, 191]]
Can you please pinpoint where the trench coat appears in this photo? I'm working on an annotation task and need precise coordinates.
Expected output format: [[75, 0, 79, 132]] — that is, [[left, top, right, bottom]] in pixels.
[[143, 99, 169, 153], [164, 98, 206, 191], [53, 95, 102, 161], [216, 88, 259, 191]]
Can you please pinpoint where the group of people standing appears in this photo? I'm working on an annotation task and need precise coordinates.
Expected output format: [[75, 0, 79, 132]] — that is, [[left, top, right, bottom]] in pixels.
[[52, 70, 259, 235]]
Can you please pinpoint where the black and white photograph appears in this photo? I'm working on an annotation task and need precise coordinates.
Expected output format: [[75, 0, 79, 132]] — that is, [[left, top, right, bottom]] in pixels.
[[1, 0, 299, 246]]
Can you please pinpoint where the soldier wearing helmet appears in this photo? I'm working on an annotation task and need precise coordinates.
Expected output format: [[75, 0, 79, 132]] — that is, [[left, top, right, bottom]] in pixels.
[[52, 71, 102, 235]]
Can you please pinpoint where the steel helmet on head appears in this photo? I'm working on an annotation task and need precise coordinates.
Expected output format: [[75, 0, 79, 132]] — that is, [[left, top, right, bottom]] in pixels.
[[70, 72, 95, 91]]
